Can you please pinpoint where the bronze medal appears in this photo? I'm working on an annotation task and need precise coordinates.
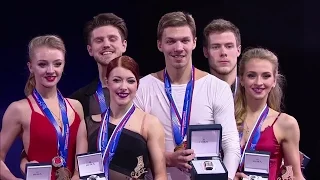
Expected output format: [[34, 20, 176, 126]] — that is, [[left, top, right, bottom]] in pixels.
[[52, 156, 63, 168], [55, 167, 71, 180]]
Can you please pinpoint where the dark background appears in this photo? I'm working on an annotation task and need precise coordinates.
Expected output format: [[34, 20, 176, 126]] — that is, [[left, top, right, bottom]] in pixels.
[[1, 0, 318, 179]]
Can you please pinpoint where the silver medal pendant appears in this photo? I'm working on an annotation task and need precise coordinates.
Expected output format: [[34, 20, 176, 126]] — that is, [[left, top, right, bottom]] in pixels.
[[52, 156, 64, 168]]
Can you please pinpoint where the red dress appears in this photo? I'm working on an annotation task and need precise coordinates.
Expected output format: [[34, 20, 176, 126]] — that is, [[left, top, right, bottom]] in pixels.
[[241, 113, 283, 180], [26, 97, 81, 179], [255, 113, 283, 180]]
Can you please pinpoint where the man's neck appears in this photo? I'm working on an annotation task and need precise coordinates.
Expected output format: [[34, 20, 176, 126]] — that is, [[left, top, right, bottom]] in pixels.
[[210, 68, 237, 86], [97, 63, 108, 87], [165, 63, 193, 85], [35, 84, 58, 99]]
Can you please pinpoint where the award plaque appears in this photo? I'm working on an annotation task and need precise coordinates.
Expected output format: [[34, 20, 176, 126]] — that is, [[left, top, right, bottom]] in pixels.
[[242, 150, 270, 180], [76, 152, 106, 180], [25, 163, 52, 180], [187, 124, 228, 180]]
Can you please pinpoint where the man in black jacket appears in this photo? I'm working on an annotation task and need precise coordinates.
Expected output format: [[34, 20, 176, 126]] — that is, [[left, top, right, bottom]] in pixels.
[[70, 13, 128, 117]]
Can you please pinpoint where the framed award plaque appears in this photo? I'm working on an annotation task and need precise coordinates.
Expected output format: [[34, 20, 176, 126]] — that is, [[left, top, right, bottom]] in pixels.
[[76, 152, 106, 180], [25, 163, 52, 180], [242, 150, 270, 180]]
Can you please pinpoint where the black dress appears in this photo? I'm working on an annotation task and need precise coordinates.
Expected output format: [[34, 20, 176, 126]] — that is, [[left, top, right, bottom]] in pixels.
[[85, 116, 151, 179]]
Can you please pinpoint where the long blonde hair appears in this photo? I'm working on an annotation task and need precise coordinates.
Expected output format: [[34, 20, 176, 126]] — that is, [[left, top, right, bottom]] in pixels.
[[234, 48, 286, 132], [24, 35, 66, 96]]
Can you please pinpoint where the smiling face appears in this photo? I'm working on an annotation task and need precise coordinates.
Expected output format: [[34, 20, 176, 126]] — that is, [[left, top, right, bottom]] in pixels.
[[241, 58, 276, 101], [107, 66, 138, 106], [87, 25, 127, 65], [157, 25, 196, 69], [28, 46, 65, 89], [106, 56, 140, 108]]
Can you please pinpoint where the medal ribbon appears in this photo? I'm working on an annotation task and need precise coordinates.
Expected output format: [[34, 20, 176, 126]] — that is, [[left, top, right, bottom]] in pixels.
[[238, 104, 269, 170], [97, 103, 135, 179], [95, 81, 108, 115], [32, 89, 69, 167], [163, 66, 195, 147]]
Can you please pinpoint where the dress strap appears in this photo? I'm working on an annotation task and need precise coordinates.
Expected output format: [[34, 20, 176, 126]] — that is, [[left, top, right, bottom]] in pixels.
[[140, 113, 148, 138], [26, 97, 35, 112], [65, 98, 75, 113], [271, 113, 282, 126]]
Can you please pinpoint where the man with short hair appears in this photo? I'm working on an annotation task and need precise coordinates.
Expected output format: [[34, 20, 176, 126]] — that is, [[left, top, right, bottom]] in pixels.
[[203, 19, 309, 179], [70, 13, 128, 117], [134, 12, 240, 180], [203, 18, 241, 96]]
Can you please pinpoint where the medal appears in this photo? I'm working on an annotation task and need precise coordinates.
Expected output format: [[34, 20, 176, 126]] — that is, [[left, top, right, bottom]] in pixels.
[[97, 104, 136, 180], [32, 89, 70, 169], [164, 67, 195, 153], [174, 141, 187, 151], [52, 156, 64, 167], [238, 105, 269, 170], [55, 167, 71, 180]]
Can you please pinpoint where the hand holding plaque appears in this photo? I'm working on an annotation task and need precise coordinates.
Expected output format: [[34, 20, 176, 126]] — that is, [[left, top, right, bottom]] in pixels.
[[25, 163, 52, 180], [234, 172, 249, 180], [22, 160, 39, 175], [243, 151, 270, 180], [169, 148, 195, 171], [77, 152, 106, 180]]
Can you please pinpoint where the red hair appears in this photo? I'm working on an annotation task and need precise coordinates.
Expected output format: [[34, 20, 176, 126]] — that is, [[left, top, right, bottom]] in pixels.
[[106, 55, 140, 87]]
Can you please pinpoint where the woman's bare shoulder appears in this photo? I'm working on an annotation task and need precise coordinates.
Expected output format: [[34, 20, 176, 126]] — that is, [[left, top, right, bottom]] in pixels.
[[65, 98, 84, 118], [276, 112, 299, 131], [136, 108, 163, 129], [3, 98, 31, 122]]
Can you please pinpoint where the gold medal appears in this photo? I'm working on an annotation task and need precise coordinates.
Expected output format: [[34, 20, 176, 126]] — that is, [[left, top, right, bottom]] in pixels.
[[174, 141, 187, 151]]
